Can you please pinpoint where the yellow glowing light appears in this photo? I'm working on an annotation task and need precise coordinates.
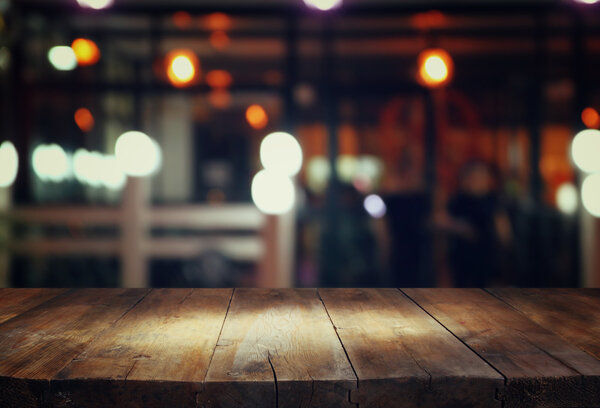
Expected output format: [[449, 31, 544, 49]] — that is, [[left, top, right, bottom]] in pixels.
[[74, 107, 95, 132], [260, 132, 303, 177], [572, 129, 600, 173], [0, 141, 18, 188], [71, 38, 100, 66], [251, 169, 295, 215], [582, 174, 600, 217], [417, 48, 453, 88], [205, 70, 233, 89], [166, 50, 199, 88], [246, 104, 269, 130], [303, 0, 343, 11], [48, 46, 77, 71], [582, 107, 600, 129]]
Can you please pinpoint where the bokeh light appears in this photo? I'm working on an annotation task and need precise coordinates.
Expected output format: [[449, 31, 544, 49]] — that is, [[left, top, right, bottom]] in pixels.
[[306, 156, 330, 193], [417, 48, 453, 88], [48, 46, 77, 71], [71, 38, 100, 66], [74, 107, 95, 132], [73, 149, 125, 190], [364, 194, 387, 218], [0, 141, 18, 188], [582, 174, 600, 217], [204, 13, 232, 31], [115, 131, 162, 177], [571, 129, 600, 173], [209, 31, 231, 50], [251, 169, 296, 215], [245, 104, 269, 130], [208, 89, 232, 109], [76, 0, 113, 9], [32, 144, 71, 182], [260, 132, 303, 177], [556, 183, 578, 215], [166, 49, 199, 87], [336, 155, 358, 182], [575, 0, 599, 4], [303, 0, 343, 11], [206, 70, 233, 88], [172, 11, 192, 29], [582, 107, 600, 129]]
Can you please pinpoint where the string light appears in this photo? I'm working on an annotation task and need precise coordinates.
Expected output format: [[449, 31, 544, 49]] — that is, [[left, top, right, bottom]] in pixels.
[[166, 49, 199, 88], [71, 38, 100, 66], [417, 48, 453, 88]]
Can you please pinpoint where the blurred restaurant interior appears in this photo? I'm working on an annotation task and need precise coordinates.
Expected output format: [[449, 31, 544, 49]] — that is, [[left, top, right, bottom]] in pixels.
[[0, 0, 599, 289]]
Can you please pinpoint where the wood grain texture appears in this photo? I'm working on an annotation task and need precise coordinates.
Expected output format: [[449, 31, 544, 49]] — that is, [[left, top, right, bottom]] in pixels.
[[0, 288, 148, 408], [319, 288, 503, 408], [51, 288, 233, 408], [403, 288, 600, 408], [0, 288, 67, 325], [204, 288, 357, 408], [489, 288, 600, 361]]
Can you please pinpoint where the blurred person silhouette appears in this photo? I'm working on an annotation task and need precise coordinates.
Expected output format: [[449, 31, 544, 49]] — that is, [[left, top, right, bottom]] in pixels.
[[442, 161, 511, 287]]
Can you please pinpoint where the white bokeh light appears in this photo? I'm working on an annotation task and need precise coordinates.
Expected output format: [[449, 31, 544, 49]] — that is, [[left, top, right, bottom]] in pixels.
[[571, 129, 600, 173], [260, 132, 303, 177], [556, 183, 578, 215], [582, 174, 600, 218], [303, 0, 343, 11], [32, 144, 71, 182], [364, 194, 387, 218], [251, 169, 295, 215], [115, 131, 162, 177], [306, 156, 330, 193], [171, 56, 195, 82], [424, 56, 448, 81], [47, 46, 77, 71], [336, 155, 357, 182], [0, 141, 18, 188], [73, 149, 126, 190], [76, 0, 114, 9], [102, 155, 126, 190]]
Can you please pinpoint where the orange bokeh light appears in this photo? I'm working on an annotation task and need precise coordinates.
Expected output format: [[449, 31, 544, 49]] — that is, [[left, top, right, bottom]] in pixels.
[[173, 11, 192, 29], [209, 31, 231, 50], [208, 89, 232, 109], [71, 38, 101, 66], [246, 104, 269, 130], [417, 48, 453, 88], [74, 108, 95, 132], [582, 107, 600, 129], [165, 49, 200, 87], [204, 12, 232, 31], [206, 70, 233, 89]]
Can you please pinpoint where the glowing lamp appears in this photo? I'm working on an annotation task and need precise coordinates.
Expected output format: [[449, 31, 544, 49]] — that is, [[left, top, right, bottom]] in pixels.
[[74, 108, 95, 132], [71, 38, 100, 66], [417, 48, 453, 88], [582, 174, 600, 217], [582, 107, 600, 129], [364, 194, 387, 218], [556, 183, 578, 215], [251, 169, 295, 215], [166, 50, 199, 88], [32, 144, 71, 182], [260, 132, 303, 177], [245, 104, 269, 130], [76, 0, 113, 9], [571, 129, 600, 173], [115, 131, 162, 177], [303, 0, 343, 11], [0, 141, 18, 188], [48, 46, 77, 71]]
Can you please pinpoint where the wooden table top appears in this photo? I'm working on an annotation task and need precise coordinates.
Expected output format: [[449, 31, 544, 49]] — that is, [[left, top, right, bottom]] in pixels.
[[0, 288, 599, 408]]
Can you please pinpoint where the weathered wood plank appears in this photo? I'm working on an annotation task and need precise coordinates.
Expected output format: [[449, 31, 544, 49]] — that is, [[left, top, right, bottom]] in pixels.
[[0, 288, 67, 325], [204, 288, 357, 408], [0, 288, 148, 408], [319, 288, 503, 408], [51, 288, 233, 408], [489, 288, 600, 361], [403, 288, 600, 408]]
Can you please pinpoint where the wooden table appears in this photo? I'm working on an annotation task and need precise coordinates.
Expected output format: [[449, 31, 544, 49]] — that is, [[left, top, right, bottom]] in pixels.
[[0, 288, 599, 408]]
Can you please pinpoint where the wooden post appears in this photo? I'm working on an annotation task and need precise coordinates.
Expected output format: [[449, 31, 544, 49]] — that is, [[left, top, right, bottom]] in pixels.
[[0, 187, 11, 287], [121, 177, 148, 287]]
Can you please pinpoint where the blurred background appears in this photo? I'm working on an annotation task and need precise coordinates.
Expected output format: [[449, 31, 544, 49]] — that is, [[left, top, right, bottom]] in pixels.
[[0, 0, 599, 289]]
